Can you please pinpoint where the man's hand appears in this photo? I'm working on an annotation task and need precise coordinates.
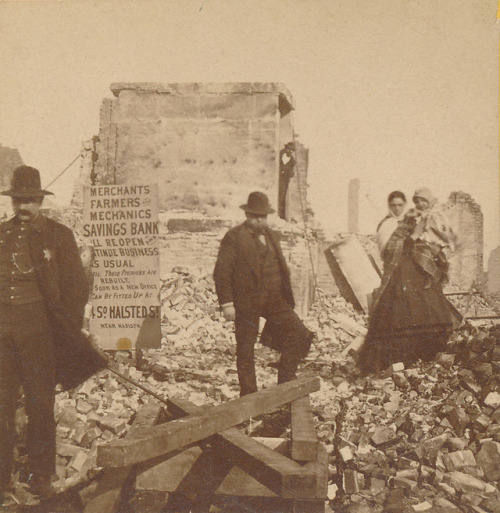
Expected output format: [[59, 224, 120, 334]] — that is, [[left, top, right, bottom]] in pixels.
[[222, 304, 236, 321]]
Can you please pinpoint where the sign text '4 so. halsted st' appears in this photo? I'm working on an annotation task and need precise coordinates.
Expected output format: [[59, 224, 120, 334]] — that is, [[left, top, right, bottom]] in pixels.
[[83, 184, 161, 350]]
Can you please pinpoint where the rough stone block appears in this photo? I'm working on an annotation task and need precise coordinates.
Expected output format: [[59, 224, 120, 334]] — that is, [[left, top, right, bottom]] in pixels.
[[443, 450, 476, 471], [447, 471, 489, 493], [484, 391, 500, 408], [475, 441, 500, 481], [472, 414, 490, 433], [447, 407, 470, 435], [339, 446, 354, 462], [98, 415, 128, 435], [436, 353, 455, 369], [343, 470, 361, 494], [370, 426, 397, 447]]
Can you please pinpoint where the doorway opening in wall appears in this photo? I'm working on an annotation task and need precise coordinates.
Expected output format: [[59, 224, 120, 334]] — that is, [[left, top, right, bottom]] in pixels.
[[278, 141, 296, 220]]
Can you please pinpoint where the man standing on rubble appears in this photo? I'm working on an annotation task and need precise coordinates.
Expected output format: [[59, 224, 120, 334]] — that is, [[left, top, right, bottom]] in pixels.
[[214, 191, 314, 396], [0, 166, 107, 503]]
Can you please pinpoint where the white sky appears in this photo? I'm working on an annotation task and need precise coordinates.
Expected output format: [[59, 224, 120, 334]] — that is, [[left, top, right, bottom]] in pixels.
[[0, 0, 498, 257]]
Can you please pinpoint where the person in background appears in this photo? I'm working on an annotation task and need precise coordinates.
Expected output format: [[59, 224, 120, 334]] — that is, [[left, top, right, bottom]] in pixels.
[[376, 191, 407, 261], [358, 187, 457, 373], [213, 191, 314, 396], [0, 166, 107, 503], [278, 142, 296, 219]]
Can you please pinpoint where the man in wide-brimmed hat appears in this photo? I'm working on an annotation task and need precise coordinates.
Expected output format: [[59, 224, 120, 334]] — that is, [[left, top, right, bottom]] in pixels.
[[214, 191, 314, 396], [0, 166, 107, 503]]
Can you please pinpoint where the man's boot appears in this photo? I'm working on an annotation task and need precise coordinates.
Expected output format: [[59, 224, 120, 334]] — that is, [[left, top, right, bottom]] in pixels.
[[27, 473, 54, 500]]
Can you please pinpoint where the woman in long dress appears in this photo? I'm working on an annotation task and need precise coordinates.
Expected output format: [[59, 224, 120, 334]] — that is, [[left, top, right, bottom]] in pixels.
[[376, 190, 407, 259], [359, 187, 457, 373]]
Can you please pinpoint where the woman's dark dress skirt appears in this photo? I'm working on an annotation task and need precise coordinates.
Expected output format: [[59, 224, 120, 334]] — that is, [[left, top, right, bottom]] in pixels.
[[358, 243, 453, 373]]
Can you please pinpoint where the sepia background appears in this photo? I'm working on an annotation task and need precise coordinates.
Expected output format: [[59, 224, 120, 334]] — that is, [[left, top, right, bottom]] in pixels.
[[0, 0, 498, 256]]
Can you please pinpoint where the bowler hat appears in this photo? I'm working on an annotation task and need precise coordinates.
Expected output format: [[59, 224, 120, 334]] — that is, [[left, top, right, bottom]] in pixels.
[[1, 166, 54, 198], [240, 191, 275, 215]]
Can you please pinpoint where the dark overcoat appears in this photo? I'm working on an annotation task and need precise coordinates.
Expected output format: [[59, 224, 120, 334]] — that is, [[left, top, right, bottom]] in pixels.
[[213, 223, 294, 350], [0, 215, 108, 390]]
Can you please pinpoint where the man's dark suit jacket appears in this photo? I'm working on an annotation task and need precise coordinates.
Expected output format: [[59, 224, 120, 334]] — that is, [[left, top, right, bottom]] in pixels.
[[214, 223, 294, 312], [214, 223, 296, 353], [0, 215, 107, 390]]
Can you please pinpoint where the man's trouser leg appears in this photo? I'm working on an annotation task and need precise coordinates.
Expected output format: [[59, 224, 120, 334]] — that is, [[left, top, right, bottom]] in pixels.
[[278, 177, 290, 219], [0, 329, 20, 490], [12, 303, 56, 479], [263, 296, 314, 384], [234, 310, 260, 396]]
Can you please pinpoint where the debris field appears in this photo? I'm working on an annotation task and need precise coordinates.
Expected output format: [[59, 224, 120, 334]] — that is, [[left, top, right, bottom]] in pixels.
[[3, 269, 500, 512]]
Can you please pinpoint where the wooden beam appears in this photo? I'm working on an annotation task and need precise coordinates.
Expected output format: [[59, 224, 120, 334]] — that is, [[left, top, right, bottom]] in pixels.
[[215, 440, 328, 509], [290, 395, 318, 462], [97, 377, 320, 468], [167, 396, 317, 499], [303, 444, 328, 499], [212, 428, 316, 499], [288, 444, 328, 513], [217, 466, 278, 498], [169, 446, 235, 510], [135, 446, 203, 492], [215, 437, 288, 498], [80, 402, 162, 513]]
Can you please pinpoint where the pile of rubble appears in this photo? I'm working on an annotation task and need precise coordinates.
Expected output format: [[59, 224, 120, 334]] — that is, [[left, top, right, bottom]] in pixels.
[[317, 323, 500, 513], [5, 269, 500, 512], [444, 285, 499, 321], [6, 366, 147, 508]]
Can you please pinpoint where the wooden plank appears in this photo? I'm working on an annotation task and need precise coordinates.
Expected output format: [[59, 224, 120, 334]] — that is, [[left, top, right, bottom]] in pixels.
[[303, 443, 328, 499], [167, 395, 317, 499], [171, 446, 234, 512], [290, 395, 318, 462], [135, 446, 203, 492], [288, 444, 328, 513], [215, 442, 327, 510], [216, 466, 278, 498], [97, 377, 320, 468], [212, 428, 316, 499], [325, 237, 381, 313], [128, 402, 164, 436], [290, 498, 326, 513], [215, 438, 288, 498], [80, 402, 162, 513], [215, 441, 328, 502]]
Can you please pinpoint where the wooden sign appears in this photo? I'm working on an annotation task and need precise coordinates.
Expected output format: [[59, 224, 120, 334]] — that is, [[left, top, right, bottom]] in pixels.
[[325, 235, 381, 313], [82, 184, 161, 350]]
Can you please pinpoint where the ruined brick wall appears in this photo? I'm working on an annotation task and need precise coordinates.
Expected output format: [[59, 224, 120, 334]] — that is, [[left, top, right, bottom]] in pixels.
[[77, 82, 317, 314], [71, 139, 95, 208], [286, 140, 310, 224], [0, 144, 23, 188], [444, 192, 483, 290], [94, 83, 295, 218], [317, 239, 339, 296], [0, 145, 23, 215], [487, 246, 500, 294]]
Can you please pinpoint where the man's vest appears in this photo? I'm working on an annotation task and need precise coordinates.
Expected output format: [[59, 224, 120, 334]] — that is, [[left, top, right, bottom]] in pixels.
[[0, 219, 44, 305], [254, 233, 283, 293]]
